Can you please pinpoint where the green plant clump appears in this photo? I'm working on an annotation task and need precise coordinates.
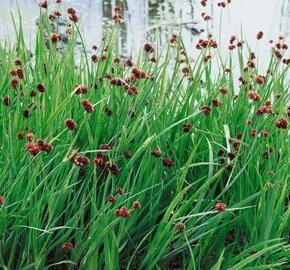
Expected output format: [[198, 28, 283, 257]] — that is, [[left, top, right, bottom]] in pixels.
[[0, 2, 289, 270]]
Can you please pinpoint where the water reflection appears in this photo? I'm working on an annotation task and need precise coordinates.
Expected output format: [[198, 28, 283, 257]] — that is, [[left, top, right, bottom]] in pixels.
[[0, 0, 289, 64]]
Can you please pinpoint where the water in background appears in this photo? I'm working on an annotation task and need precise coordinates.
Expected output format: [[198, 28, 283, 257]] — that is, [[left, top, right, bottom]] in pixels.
[[0, 0, 289, 70]]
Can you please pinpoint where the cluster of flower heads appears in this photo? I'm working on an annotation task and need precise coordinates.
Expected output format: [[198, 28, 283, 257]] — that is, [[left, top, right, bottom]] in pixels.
[[275, 117, 288, 129], [196, 35, 218, 50], [7, 58, 24, 92], [175, 201, 227, 233], [40, 0, 79, 35], [89, 55, 153, 97], [269, 36, 290, 63], [25, 133, 52, 156], [103, 187, 141, 218], [200, 0, 231, 21], [112, 6, 123, 24], [201, 0, 231, 8], [1, 2, 289, 254], [114, 201, 142, 217], [2, 57, 48, 118], [0, 0, 290, 243], [67, 7, 79, 23], [50, 33, 61, 43], [71, 153, 90, 167], [216, 134, 243, 172]]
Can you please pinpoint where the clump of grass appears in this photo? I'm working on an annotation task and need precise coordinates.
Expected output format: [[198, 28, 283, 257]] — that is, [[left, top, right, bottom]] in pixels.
[[0, 1, 289, 270]]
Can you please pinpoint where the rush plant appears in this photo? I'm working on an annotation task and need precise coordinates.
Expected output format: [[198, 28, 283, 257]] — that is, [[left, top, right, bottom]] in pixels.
[[0, 1, 289, 270]]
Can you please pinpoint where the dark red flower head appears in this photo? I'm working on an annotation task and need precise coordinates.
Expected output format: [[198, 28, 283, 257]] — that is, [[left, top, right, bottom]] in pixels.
[[26, 143, 41, 156], [275, 117, 288, 129], [67, 7, 76, 15], [118, 206, 130, 217], [250, 129, 256, 137], [114, 6, 122, 12], [17, 68, 24, 79], [3, 96, 11, 106], [17, 132, 24, 140], [49, 14, 56, 21], [229, 35, 236, 44], [215, 202, 226, 212], [181, 67, 190, 75], [99, 144, 112, 151], [255, 75, 265, 85], [36, 83, 45, 93], [123, 150, 133, 159], [112, 14, 123, 24], [28, 89, 36, 97], [81, 99, 94, 113], [228, 152, 235, 160], [132, 201, 141, 210], [39, 0, 48, 9], [93, 153, 107, 170], [176, 223, 186, 232], [211, 99, 222, 107], [14, 58, 23, 66], [110, 164, 121, 176], [217, 1, 226, 8], [246, 119, 252, 125], [225, 164, 233, 171], [23, 109, 31, 118], [72, 155, 90, 167], [62, 242, 73, 251], [228, 44, 236, 50], [129, 86, 139, 95], [217, 149, 224, 156], [104, 108, 113, 116], [183, 124, 193, 133], [91, 55, 98, 63], [10, 79, 19, 89], [201, 105, 211, 116], [263, 151, 269, 159], [162, 158, 174, 168], [116, 187, 124, 195], [107, 195, 116, 203], [151, 148, 162, 158], [219, 88, 229, 95], [26, 133, 34, 142], [10, 69, 17, 76], [70, 14, 79, 23], [0, 196, 4, 205], [51, 33, 61, 43], [125, 58, 134, 67], [144, 43, 154, 53], [37, 139, 52, 153], [256, 31, 264, 40], [248, 91, 262, 102], [65, 118, 77, 131], [75, 85, 88, 95], [260, 130, 269, 137]]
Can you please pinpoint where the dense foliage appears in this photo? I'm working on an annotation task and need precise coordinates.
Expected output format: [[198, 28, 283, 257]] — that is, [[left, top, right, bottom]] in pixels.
[[0, 1, 289, 269]]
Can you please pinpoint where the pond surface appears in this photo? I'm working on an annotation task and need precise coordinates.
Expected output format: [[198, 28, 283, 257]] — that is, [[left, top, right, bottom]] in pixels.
[[0, 0, 289, 69]]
